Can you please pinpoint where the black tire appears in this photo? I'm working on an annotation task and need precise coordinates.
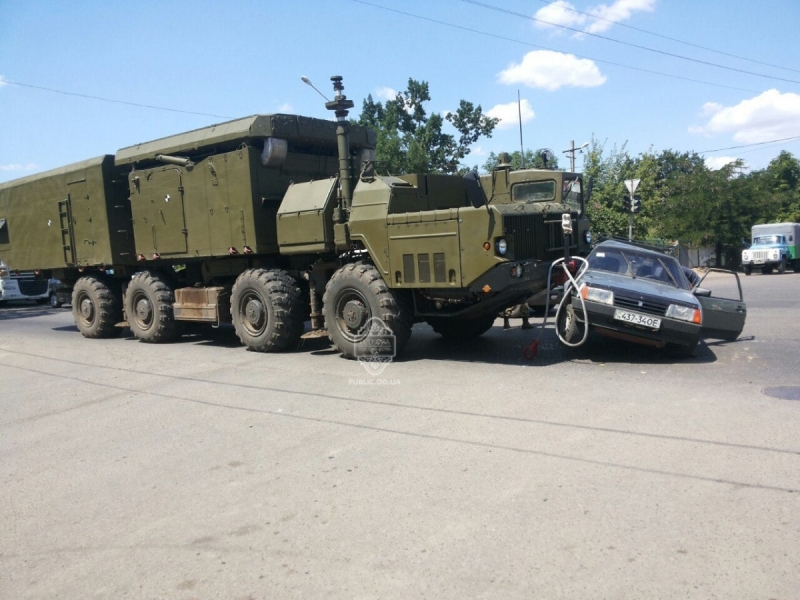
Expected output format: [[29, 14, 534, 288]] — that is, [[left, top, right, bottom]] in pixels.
[[427, 314, 496, 341], [126, 271, 180, 343], [556, 303, 585, 345], [778, 256, 787, 274], [743, 265, 752, 276], [49, 292, 63, 309], [71, 276, 122, 339], [322, 262, 413, 360], [231, 268, 305, 352]]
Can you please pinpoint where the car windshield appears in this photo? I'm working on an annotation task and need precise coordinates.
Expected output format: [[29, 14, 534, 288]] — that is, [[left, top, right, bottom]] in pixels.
[[562, 177, 582, 213], [753, 235, 783, 245], [588, 247, 690, 289]]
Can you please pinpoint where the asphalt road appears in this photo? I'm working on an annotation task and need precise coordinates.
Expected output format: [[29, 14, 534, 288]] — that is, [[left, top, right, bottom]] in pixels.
[[1, 271, 799, 599]]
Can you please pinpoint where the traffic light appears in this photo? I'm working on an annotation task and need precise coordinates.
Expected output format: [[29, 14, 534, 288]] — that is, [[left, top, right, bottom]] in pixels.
[[623, 195, 631, 212], [631, 194, 642, 213]]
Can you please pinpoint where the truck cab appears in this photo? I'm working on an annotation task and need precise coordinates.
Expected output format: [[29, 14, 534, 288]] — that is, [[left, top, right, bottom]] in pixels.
[[742, 223, 800, 274]]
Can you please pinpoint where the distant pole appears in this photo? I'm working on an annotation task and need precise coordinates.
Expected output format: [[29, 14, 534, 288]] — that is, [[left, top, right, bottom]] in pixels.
[[629, 212, 633, 242], [517, 90, 525, 168], [562, 140, 576, 172]]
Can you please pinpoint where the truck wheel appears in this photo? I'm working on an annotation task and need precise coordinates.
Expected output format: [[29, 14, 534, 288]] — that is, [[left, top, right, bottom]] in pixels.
[[126, 271, 180, 343], [778, 257, 787, 274], [323, 262, 413, 360], [71, 276, 122, 339], [743, 265, 752, 276], [231, 269, 304, 352], [426, 314, 496, 341], [49, 292, 63, 308]]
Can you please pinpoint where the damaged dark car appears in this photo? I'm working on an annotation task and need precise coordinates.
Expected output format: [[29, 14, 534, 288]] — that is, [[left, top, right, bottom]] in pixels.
[[557, 240, 746, 357]]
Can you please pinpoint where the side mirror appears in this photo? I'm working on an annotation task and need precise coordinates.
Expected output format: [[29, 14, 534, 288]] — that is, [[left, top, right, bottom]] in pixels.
[[694, 287, 711, 297]]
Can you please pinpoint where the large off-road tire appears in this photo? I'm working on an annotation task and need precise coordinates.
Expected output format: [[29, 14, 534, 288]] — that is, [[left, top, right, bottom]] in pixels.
[[71, 276, 122, 339], [778, 256, 787, 274], [126, 271, 180, 343], [743, 265, 752, 276], [231, 269, 305, 352], [322, 262, 413, 360], [556, 303, 585, 345], [426, 314, 496, 341]]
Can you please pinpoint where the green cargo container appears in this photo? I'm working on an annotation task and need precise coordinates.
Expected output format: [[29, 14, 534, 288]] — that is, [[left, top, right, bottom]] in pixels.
[[0, 155, 135, 270]]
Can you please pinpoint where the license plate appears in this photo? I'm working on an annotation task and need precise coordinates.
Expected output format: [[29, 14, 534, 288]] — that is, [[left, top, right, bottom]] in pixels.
[[613, 309, 661, 329]]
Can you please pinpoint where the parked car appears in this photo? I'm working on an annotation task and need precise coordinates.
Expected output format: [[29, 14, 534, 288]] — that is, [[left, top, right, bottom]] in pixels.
[[557, 240, 746, 357]]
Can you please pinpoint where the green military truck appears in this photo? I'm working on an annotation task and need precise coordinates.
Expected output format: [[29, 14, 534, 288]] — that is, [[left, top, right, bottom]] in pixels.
[[0, 77, 591, 359]]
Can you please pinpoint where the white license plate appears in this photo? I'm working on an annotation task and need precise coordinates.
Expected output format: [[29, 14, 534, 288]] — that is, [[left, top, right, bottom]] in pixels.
[[614, 309, 661, 329]]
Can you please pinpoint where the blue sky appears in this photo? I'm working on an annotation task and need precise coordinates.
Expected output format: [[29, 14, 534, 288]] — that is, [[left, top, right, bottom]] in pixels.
[[2, 0, 800, 183]]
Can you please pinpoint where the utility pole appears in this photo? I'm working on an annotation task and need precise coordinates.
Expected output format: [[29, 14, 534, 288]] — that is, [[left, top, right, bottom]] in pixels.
[[517, 90, 525, 168], [562, 141, 589, 172]]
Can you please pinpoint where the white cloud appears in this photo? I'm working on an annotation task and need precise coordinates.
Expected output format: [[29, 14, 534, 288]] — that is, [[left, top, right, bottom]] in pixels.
[[0, 75, 6, 88], [704, 156, 739, 170], [534, 0, 586, 29], [0, 163, 38, 172], [534, 0, 655, 35], [586, 0, 656, 34], [498, 51, 606, 91], [470, 145, 488, 157], [375, 86, 397, 101], [690, 89, 800, 143], [277, 102, 293, 112], [486, 99, 535, 130]]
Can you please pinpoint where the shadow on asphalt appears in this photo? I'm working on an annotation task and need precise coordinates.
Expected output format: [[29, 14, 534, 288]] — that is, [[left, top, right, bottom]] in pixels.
[[0, 303, 66, 321], [44, 313, 719, 366]]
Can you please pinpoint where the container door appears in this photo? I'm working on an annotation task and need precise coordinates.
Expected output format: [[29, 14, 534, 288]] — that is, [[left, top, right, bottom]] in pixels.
[[67, 178, 94, 262]]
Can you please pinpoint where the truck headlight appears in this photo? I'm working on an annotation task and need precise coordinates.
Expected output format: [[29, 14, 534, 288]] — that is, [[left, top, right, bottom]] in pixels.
[[666, 304, 702, 324], [769, 250, 779, 260], [742, 250, 751, 261], [580, 284, 614, 305], [496, 238, 508, 255]]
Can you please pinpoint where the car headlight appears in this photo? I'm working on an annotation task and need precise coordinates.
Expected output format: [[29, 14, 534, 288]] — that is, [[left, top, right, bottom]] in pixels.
[[666, 304, 702, 324], [584, 230, 592, 244], [580, 284, 614, 305], [496, 238, 508, 255]]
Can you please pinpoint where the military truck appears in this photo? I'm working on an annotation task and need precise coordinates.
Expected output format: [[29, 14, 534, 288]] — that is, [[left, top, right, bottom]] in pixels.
[[0, 77, 591, 358], [741, 222, 800, 274]]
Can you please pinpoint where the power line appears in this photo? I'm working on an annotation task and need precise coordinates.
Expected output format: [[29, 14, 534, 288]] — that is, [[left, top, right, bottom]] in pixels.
[[699, 135, 800, 153], [352, 0, 761, 94], [1, 79, 233, 120], [530, 0, 800, 75], [461, 0, 800, 86]]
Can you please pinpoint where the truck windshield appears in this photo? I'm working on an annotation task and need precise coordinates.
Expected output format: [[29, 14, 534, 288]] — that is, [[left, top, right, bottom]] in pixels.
[[753, 235, 783, 245], [563, 177, 582, 214], [511, 181, 556, 202]]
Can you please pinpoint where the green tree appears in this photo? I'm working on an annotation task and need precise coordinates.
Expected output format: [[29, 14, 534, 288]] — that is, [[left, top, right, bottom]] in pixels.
[[763, 151, 800, 222], [358, 79, 498, 175], [482, 149, 559, 172]]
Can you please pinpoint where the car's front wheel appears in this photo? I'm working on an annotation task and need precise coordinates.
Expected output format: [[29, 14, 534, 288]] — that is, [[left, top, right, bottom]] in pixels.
[[49, 292, 62, 308]]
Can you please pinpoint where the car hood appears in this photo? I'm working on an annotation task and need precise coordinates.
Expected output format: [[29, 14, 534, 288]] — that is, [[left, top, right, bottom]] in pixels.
[[582, 270, 699, 307]]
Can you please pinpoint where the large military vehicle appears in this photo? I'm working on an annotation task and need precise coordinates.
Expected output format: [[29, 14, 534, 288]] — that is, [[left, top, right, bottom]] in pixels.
[[0, 77, 591, 359]]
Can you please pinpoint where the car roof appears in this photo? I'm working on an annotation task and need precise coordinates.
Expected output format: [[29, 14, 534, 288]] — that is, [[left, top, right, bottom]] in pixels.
[[593, 239, 677, 262]]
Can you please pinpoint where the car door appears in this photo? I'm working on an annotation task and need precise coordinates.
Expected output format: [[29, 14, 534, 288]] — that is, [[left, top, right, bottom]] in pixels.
[[695, 268, 746, 341]]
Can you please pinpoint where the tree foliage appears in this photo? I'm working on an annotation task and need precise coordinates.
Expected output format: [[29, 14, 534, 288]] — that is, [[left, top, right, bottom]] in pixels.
[[358, 79, 498, 175]]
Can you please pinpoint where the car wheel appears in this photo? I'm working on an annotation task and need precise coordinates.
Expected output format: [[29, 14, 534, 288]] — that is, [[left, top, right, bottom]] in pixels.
[[557, 303, 585, 345], [49, 292, 63, 308]]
